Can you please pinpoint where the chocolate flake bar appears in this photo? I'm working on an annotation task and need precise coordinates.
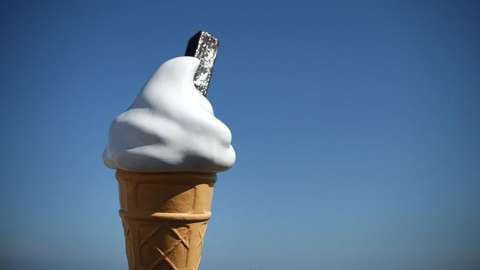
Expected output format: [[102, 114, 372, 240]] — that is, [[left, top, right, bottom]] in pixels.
[[185, 31, 219, 96]]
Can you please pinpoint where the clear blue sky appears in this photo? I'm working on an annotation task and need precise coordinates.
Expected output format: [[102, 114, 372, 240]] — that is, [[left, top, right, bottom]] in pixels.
[[1, 1, 479, 270]]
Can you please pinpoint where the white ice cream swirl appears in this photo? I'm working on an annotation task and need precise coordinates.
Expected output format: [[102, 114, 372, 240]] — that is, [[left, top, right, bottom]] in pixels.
[[103, 56, 236, 172]]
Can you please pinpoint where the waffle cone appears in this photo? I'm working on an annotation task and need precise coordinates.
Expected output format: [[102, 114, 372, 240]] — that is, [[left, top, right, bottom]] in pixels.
[[116, 170, 216, 270]]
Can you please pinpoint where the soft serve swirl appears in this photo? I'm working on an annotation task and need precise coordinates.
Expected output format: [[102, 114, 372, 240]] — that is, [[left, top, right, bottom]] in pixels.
[[103, 56, 236, 172]]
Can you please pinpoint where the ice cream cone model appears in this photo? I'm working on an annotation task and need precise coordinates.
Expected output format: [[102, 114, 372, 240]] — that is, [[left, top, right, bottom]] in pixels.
[[103, 32, 235, 270]]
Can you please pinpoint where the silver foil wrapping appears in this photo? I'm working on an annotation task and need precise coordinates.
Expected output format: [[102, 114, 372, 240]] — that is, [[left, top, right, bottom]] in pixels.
[[185, 31, 219, 96]]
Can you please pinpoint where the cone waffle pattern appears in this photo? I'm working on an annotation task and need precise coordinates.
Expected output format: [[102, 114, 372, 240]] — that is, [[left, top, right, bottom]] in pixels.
[[116, 170, 216, 270]]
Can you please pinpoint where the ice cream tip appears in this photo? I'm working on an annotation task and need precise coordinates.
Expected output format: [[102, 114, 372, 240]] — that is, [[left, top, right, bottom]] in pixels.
[[185, 31, 219, 96], [103, 56, 235, 173], [103, 31, 235, 173]]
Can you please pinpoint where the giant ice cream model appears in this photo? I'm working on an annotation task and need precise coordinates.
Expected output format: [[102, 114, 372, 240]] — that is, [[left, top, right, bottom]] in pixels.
[[103, 32, 235, 270]]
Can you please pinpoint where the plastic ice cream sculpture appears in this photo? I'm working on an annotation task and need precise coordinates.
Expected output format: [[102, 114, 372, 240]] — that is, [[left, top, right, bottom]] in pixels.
[[103, 31, 235, 270]]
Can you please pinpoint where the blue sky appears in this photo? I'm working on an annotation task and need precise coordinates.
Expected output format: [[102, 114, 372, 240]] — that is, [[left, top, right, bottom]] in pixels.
[[1, 1, 479, 270]]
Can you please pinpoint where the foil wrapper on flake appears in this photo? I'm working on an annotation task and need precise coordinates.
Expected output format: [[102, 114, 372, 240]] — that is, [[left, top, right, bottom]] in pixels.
[[185, 31, 219, 96]]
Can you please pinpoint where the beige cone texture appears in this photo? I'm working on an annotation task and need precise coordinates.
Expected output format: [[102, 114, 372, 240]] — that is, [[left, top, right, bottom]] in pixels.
[[116, 170, 216, 270]]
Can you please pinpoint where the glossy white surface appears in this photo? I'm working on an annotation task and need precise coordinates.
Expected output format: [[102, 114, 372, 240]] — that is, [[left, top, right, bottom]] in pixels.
[[103, 56, 235, 172]]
